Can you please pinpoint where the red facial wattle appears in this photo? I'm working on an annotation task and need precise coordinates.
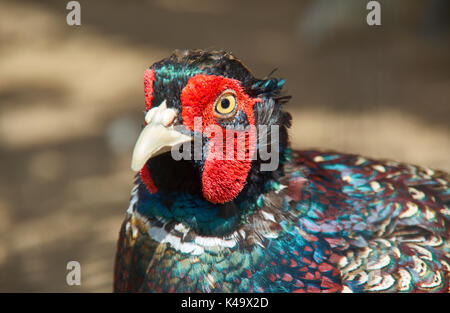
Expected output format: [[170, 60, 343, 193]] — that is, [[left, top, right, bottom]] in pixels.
[[144, 69, 156, 111], [140, 69, 158, 194], [180, 74, 260, 203]]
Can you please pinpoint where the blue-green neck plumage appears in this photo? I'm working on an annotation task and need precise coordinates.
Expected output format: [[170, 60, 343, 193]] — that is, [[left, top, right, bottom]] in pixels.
[[137, 148, 293, 236]]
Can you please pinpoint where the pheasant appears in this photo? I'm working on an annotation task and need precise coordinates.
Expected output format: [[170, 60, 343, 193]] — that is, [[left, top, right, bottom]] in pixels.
[[114, 49, 449, 293]]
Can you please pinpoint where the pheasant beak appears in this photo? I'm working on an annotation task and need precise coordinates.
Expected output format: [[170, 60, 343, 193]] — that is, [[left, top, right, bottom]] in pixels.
[[131, 100, 193, 171]]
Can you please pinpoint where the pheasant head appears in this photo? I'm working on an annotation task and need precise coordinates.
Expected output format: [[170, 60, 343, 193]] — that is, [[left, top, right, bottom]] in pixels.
[[131, 49, 291, 205]]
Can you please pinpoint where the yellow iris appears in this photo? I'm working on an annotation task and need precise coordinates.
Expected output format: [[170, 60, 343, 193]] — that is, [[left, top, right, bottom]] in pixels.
[[214, 91, 237, 117]]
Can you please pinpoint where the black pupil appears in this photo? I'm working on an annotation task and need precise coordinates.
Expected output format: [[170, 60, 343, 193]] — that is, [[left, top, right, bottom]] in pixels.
[[221, 98, 230, 109]]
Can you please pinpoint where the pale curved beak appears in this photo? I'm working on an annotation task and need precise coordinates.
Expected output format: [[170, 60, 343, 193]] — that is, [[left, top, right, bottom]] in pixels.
[[131, 101, 192, 171]]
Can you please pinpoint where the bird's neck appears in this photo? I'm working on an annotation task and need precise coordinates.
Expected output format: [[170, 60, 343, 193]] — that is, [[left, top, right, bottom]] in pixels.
[[135, 148, 294, 237]]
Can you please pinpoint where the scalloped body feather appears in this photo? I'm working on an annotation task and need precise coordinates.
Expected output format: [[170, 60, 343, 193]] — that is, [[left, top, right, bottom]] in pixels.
[[114, 150, 450, 292]]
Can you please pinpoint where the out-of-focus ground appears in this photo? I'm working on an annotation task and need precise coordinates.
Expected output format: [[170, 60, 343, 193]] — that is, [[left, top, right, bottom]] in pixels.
[[0, 0, 449, 292]]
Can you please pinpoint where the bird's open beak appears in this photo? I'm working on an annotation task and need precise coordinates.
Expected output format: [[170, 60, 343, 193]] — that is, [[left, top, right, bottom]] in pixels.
[[131, 100, 193, 171]]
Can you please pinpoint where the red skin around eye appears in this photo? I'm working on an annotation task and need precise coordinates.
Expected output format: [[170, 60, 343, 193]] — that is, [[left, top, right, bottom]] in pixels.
[[141, 69, 158, 194], [181, 74, 260, 203], [144, 69, 156, 111]]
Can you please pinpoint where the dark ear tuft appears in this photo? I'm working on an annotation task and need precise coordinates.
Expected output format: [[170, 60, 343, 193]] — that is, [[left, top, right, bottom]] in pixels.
[[251, 77, 286, 99], [252, 78, 285, 93]]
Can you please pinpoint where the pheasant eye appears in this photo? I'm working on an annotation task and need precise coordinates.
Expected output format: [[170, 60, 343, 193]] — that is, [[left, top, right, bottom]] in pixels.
[[214, 90, 237, 117]]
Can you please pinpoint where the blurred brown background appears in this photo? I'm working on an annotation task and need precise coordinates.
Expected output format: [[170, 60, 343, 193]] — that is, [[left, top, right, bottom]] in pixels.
[[0, 0, 449, 292]]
